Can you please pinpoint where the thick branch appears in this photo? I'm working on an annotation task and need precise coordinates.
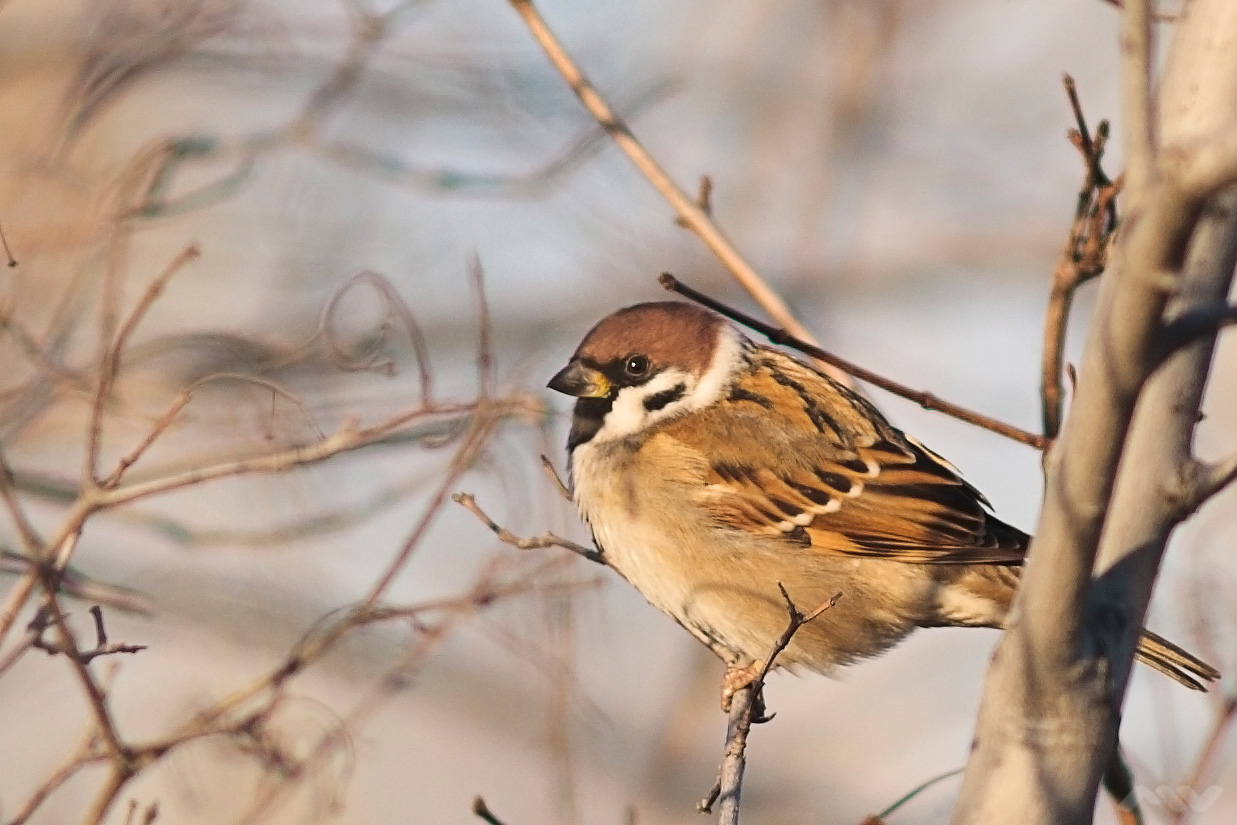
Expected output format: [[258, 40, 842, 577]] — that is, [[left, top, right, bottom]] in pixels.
[[1156, 300, 1237, 358], [955, 2, 1237, 822]]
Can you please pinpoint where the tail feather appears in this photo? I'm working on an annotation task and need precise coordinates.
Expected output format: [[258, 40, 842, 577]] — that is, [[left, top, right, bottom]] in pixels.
[[1136, 630, 1220, 691]]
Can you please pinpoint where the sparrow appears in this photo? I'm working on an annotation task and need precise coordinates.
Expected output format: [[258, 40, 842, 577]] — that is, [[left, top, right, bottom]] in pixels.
[[549, 301, 1219, 704]]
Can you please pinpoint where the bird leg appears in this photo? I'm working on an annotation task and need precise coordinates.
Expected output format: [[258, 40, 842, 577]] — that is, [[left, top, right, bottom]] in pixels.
[[720, 661, 763, 711]]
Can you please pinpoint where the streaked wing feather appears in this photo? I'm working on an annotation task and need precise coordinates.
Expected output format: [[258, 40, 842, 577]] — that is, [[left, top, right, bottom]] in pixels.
[[677, 350, 1028, 565]]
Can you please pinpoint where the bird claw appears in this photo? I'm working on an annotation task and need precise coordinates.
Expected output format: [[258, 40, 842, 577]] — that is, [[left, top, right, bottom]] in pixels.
[[720, 661, 763, 711]]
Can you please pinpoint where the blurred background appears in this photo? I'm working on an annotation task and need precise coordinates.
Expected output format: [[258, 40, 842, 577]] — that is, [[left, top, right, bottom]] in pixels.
[[0, 0, 1233, 823]]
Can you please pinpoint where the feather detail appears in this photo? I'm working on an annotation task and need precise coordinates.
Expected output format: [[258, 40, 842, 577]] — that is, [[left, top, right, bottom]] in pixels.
[[662, 346, 1028, 565]]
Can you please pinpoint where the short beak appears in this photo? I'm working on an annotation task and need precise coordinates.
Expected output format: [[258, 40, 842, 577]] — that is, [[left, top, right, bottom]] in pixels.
[[548, 361, 610, 398]]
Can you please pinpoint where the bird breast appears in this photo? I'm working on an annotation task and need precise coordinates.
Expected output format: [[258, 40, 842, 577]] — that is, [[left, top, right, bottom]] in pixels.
[[569, 431, 938, 670]]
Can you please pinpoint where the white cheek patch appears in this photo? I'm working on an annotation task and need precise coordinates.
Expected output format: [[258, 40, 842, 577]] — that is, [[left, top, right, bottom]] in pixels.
[[691, 325, 747, 410], [592, 369, 693, 443], [584, 323, 751, 446]]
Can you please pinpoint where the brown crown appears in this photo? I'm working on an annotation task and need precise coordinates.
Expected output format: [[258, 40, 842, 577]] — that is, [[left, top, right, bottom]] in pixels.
[[574, 301, 724, 376]]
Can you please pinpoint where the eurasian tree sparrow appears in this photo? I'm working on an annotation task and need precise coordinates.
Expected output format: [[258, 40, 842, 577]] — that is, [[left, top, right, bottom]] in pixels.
[[549, 301, 1218, 703]]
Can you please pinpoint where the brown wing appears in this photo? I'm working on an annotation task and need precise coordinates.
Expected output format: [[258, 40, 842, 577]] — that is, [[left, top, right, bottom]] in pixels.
[[661, 349, 1028, 565]]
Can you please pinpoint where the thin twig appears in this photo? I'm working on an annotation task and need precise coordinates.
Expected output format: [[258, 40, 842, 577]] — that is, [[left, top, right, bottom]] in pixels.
[[539, 454, 572, 500], [0, 450, 43, 550], [873, 766, 966, 820], [453, 492, 604, 564], [84, 244, 199, 484], [80, 764, 133, 825], [109, 246, 201, 384], [701, 587, 841, 824], [0, 222, 17, 267], [469, 255, 495, 397], [1170, 699, 1237, 825], [95, 398, 540, 510], [0, 634, 33, 679], [100, 389, 194, 488], [36, 594, 130, 761], [660, 273, 1049, 449], [233, 564, 531, 825], [503, 0, 859, 384], [1041, 76, 1121, 439], [318, 270, 433, 400], [5, 744, 108, 825], [472, 796, 510, 825], [28, 605, 146, 664]]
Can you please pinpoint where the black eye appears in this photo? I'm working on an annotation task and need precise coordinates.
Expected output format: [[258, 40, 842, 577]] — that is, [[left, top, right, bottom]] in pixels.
[[624, 354, 650, 378]]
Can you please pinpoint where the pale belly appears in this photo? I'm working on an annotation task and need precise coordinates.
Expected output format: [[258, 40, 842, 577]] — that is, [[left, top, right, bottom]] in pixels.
[[571, 439, 950, 670]]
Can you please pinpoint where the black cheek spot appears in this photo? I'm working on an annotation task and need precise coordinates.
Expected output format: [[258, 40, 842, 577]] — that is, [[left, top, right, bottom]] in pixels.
[[643, 383, 686, 412]]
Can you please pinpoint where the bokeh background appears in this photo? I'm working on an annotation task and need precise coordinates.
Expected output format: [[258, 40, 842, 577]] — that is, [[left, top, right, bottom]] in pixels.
[[0, 1, 1233, 823]]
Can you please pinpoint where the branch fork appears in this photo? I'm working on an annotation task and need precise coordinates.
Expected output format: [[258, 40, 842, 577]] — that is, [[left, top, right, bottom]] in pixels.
[[699, 586, 840, 824]]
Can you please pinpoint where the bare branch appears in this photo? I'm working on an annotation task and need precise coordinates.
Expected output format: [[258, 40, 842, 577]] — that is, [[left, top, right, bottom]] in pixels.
[[0, 450, 42, 551], [1164, 122, 1237, 200], [1157, 301, 1237, 359], [538, 455, 572, 501], [5, 744, 108, 825], [1173, 453, 1237, 519], [0, 221, 17, 267], [452, 492, 604, 565], [318, 270, 433, 400], [34, 595, 131, 762], [95, 397, 540, 510], [469, 255, 495, 397], [503, 0, 859, 385], [26, 606, 148, 665], [661, 273, 1049, 449], [1121, 0, 1155, 194], [86, 244, 199, 485], [1042, 76, 1121, 439], [700, 587, 840, 824], [472, 796, 511, 825], [100, 389, 193, 487], [957, 1, 1237, 820]]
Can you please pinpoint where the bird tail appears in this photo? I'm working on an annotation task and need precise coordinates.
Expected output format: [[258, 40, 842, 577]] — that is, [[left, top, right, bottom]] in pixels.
[[1136, 630, 1220, 691]]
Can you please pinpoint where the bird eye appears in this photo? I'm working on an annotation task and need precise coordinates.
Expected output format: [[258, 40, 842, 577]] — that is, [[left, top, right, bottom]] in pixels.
[[624, 354, 650, 377]]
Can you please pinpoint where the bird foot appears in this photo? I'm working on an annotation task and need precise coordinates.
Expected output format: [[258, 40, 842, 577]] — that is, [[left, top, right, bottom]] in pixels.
[[720, 661, 762, 712]]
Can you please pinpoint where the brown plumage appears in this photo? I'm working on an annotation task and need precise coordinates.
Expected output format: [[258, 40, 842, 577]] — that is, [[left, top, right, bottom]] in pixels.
[[549, 302, 1219, 696]]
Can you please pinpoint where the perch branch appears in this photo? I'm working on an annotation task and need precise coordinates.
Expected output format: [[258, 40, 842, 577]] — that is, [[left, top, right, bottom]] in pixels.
[[700, 586, 840, 824], [660, 273, 1048, 449]]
